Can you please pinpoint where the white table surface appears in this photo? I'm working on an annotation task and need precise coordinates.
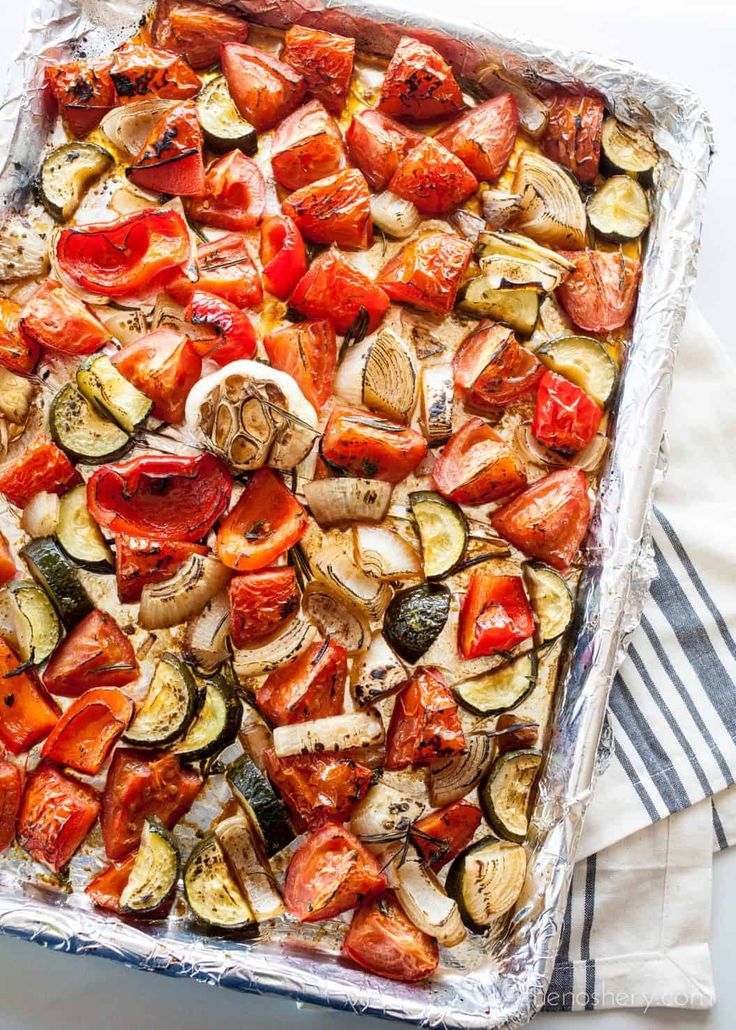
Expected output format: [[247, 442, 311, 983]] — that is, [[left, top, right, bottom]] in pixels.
[[1, 1, 735, 1028]]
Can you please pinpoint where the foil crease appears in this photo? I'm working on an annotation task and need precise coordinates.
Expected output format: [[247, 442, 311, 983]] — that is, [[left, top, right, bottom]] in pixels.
[[0, 1, 713, 1027]]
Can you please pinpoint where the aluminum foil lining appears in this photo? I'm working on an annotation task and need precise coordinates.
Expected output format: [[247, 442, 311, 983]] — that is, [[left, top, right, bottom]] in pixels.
[[0, 1, 713, 1027]]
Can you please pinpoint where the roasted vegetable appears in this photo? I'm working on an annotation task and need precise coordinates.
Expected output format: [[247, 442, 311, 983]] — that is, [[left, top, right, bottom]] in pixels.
[[409, 491, 467, 579], [383, 583, 451, 664], [20, 536, 92, 630], [50, 383, 132, 465], [119, 817, 180, 914], [454, 651, 537, 715], [77, 353, 153, 434], [479, 749, 542, 842], [226, 754, 295, 858], [512, 151, 587, 250], [184, 834, 256, 931], [197, 75, 258, 154], [139, 554, 232, 631], [587, 175, 650, 242], [272, 709, 385, 758], [125, 653, 198, 748], [523, 563, 574, 644], [0, 580, 61, 666], [536, 335, 618, 408], [174, 673, 242, 762], [335, 329, 417, 424], [446, 836, 527, 930], [601, 117, 658, 181], [40, 143, 114, 221]]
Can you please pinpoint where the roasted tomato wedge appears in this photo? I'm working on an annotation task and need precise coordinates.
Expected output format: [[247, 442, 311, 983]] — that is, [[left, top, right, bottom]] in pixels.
[[127, 100, 205, 196], [53, 209, 192, 300], [188, 150, 266, 232], [532, 370, 603, 456], [0, 296, 39, 374], [193, 233, 263, 309], [436, 94, 519, 182], [264, 747, 372, 831], [260, 215, 308, 301], [115, 535, 208, 604], [46, 58, 116, 137], [271, 99, 347, 191], [44, 609, 139, 698], [284, 823, 386, 922], [453, 322, 543, 410], [282, 168, 372, 250], [19, 279, 110, 356], [542, 95, 605, 184], [491, 467, 591, 571], [0, 435, 79, 509], [459, 573, 535, 659], [345, 109, 422, 192], [496, 711, 539, 755], [0, 639, 59, 755], [228, 567, 300, 647], [411, 800, 483, 871], [151, 0, 249, 70], [378, 36, 465, 122], [109, 42, 200, 104], [389, 137, 477, 216], [289, 248, 390, 335], [281, 25, 355, 115], [343, 892, 439, 982], [40, 687, 134, 776], [101, 748, 202, 860], [87, 453, 232, 542], [263, 319, 337, 409], [321, 404, 427, 483], [18, 764, 100, 872], [185, 291, 257, 365], [0, 755, 22, 854], [221, 42, 305, 132], [0, 533, 17, 586], [86, 854, 174, 917], [432, 417, 527, 505], [385, 667, 465, 771], [215, 467, 308, 572], [557, 249, 641, 333], [256, 639, 347, 726], [112, 328, 202, 424], [376, 230, 472, 315]]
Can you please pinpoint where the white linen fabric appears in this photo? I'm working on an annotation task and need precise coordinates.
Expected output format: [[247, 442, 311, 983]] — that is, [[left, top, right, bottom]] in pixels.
[[545, 308, 736, 1011]]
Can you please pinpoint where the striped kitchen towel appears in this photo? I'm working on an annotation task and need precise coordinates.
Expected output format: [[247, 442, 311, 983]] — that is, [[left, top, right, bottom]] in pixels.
[[544, 306, 736, 1011]]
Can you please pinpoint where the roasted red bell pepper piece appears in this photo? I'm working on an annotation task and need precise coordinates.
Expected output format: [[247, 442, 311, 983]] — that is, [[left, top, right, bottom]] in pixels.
[[43, 609, 139, 699], [0, 435, 79, 509], [46, 58, 116, 137], [221, 42, 305, 132], [256, 638, 347, 726], [290, 248, 390, 335], [376, 230, 472, 314], [532, 370, 603, 456], [0, 753, 23, 854], [282, 168, 372, 249], [281, 24, 355, 115], [110, 42, 201, 104], [260, 215, 309, 301], [18, 764, 100, 871], [432, 417, 527, 505], [345, 109, 422, 192], [388, 137, 477, 216], [264, 747, 372, 831], [270, 99, 347, 191], [229, 567, 300, 648], [112, 328, 202, 425], [436, 93, 519, 182], [385, 667, 465, 770], [41, 687, 134, 775], [19, 279, 110, 356], [0, 640, 59, 755], [87, 453, 232, 542], [152, 0, 249, 70], [378, 36, 465, 122], [127, 99, 205, 196], [188, 149, 266, 231], [411, 800, 483, 871], [557, 249, 641, 333], [0, 296, 39, 374], [215, 468, 308, 572], [114, 535, 209, 604], [542, 95, 605, 184], [321, 404, 427, 483], [458, 573, 535, 659], [185, 291, 257, 365], [263, 319, 336, 409]]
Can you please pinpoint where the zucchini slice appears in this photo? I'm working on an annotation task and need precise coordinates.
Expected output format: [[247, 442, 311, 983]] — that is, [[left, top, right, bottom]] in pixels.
[[0, 580, 61, 666], [523, 563, 574, 644], [119, 817, 180, 914], [429, 733, 494, 807], [446, 836, 527, 931], [536, 335, 617, 408], [215, 815, 285, 922], [459, 279, 540, 337], [409, 491, 467, 579], [125, 653, 198, 748], [174, 673, 242, 763], [50, 383, 132, 465], [40, 143, 114, 222], [479, 749, 543, 843], [383, 582, 451, 664], [587, 175, 650, 242], [454, 651, 537, 716], [77, 353, 153, 433], [197, 76, 258, 155], [226, 754, 295, 858], [139, 554, 232, 631], [56, 484, 113, 572], [184, 834, 256, 931], [0, 367, 35, 426], [272, 709, 385, 758], [20, 536, 93, 630], [601, 117, 658, 181]]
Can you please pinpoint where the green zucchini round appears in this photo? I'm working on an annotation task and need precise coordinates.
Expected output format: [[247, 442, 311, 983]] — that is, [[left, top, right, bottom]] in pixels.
[[20, 536, 93, 630], [523, 563, 574, 645], [197, 76, 258, 155], [120, 817, 180, 915], [226, 754, 295, 858], [56, 484, 114, 572], [587, 175, 651, 242], [536, 335, 617, 408], [40, 142, 114, 221], [184, 834, 256, 932], [601, 117, 658, 182], [454, 651, 537, 716], [125, 654, 198, 748], [0, 580, 61, 666], [76, 353, 153, 434], [445, 835, 527, 931], [50, 383, 132, 465], [174, 673, 242, 762], [409, 491, 467, 579], [383, 582, 451, 664], [479, 749, 542, 843]]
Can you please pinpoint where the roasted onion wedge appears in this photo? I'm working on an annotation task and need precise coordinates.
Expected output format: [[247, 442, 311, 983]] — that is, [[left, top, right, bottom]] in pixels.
[[303, 478, 393, 528], [101, 98, 175, 157], [446, 836, 527, 930], [512, 151, 587, 250], [335, 329, 417, 424], [351, 632, 407, 708]]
